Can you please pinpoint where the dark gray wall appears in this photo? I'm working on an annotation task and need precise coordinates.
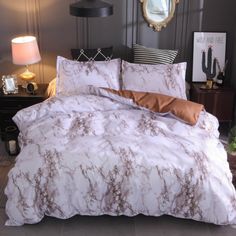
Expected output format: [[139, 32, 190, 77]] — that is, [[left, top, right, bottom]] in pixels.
[[201, 0, 236, 86], [0, 0, 235, 85]]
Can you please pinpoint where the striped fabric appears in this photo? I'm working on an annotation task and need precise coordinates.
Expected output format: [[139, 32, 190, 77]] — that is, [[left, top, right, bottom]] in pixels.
[[133, 44, 178, 65]]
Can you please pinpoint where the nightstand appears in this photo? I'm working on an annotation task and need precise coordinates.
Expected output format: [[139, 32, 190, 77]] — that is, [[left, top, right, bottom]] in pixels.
[[0, 84, 48, 141], [190, 83, 235, 123]]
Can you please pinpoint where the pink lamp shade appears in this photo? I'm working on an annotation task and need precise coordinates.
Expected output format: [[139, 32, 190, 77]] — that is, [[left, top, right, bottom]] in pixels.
[[11, 36, 41, 65]]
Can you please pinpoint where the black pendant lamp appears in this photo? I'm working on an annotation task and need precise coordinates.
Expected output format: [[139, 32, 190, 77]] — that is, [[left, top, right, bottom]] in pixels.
[[70, 0, 113, 18]]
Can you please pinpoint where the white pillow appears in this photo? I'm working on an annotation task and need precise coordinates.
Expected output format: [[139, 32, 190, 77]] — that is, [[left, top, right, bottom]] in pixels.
[[56, 56, 121, 95], [122, 60, 187, 100]]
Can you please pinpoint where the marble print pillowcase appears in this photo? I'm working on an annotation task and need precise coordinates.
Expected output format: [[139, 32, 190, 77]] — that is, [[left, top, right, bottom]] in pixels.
[[122, 60, 187, 100], [56, 56, 121, 95]]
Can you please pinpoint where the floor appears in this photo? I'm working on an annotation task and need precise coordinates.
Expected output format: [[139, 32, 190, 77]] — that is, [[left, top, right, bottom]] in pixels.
[[1, 209, 236, 236], [1, 129, 236, 236]]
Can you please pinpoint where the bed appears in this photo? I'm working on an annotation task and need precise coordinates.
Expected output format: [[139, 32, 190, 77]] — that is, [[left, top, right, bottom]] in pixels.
[[4, 55, 236, 226]]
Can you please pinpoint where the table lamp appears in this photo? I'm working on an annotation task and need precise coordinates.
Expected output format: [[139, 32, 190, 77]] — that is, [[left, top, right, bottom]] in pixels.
[[11, 36, 41, 87]]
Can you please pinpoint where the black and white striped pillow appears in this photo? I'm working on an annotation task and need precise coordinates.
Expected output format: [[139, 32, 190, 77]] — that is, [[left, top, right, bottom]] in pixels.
[[133, 44, 178, 65]]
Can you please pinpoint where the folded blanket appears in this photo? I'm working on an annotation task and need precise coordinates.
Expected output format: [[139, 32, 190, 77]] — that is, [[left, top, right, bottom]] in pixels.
[[44, 82, 203, 125], [94, 88, 204, 126]]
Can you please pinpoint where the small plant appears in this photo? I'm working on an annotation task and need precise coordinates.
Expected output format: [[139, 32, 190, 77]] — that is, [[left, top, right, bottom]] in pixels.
[[216, 59, 228, 76], [228, 126, 236, 155]]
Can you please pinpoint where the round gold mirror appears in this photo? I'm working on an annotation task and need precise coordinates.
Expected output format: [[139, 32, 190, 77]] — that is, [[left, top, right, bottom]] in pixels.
[[140, 0, 180, 31]]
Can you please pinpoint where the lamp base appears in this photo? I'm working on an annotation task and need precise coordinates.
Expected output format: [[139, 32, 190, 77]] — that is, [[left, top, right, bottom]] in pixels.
[[19, 68, 36, 88]]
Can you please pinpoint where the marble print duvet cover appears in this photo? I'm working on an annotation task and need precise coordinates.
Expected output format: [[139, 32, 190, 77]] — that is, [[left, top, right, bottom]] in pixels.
[[5, 89, 236, 226]]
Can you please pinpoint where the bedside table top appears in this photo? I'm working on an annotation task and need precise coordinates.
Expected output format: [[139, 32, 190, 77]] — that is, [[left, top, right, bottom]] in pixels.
[[0, 84, 48, 98], [191, 83, 235, 94]]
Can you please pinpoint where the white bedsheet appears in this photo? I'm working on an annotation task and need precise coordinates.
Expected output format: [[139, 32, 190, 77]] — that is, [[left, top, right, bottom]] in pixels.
[[5, 89, 236, 226]]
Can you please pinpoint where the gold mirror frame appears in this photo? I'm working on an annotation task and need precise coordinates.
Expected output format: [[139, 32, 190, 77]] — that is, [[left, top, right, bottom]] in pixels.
[[140, 0, 180, 31]]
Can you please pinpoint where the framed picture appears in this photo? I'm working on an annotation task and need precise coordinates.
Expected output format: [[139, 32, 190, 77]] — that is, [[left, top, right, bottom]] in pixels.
[[2, 75, 18, 94], [192, 32, 226, 82]]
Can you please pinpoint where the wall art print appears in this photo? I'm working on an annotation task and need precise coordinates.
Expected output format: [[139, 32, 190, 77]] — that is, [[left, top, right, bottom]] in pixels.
[[192, 32, 226, 82]]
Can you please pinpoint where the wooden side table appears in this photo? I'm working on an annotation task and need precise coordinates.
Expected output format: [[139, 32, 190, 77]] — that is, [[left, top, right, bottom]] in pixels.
[[0, 84, 48, 141], [190, 83, 235, 123]]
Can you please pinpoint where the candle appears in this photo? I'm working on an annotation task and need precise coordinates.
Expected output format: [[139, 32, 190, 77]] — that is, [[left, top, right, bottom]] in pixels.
[[8, 140, 16, 155]]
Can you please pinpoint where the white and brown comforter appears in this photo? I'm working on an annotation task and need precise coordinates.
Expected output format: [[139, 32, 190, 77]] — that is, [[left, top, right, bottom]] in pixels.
[[5, 88, 236, 226]]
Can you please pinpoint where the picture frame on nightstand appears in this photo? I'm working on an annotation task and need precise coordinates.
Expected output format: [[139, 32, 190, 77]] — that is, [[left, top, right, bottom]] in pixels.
[[2, 75, 18, 94]]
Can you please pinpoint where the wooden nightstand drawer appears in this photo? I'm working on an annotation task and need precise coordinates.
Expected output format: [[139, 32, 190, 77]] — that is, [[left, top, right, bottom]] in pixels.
[[190, 83, 235, 122], [0, 98, 43, 110], [0, 84, 48, 141]]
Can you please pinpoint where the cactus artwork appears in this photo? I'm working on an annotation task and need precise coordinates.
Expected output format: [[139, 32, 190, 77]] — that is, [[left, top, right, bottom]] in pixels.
[[202, 46, 217, 80]]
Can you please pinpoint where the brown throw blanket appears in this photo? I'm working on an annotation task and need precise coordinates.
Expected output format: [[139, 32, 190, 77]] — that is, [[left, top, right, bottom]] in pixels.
[[102, 89, 204, 126]]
